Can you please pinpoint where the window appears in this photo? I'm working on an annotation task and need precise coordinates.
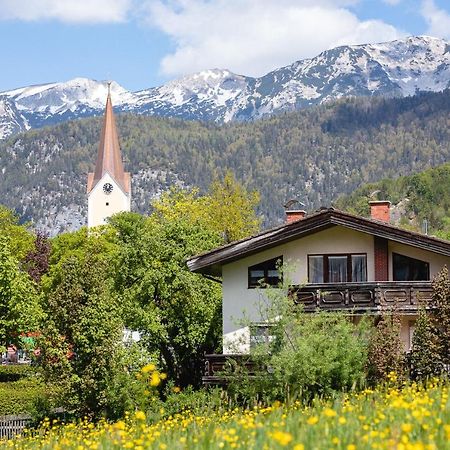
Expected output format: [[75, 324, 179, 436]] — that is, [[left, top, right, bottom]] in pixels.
[[248, 256, 283, 288], [308, 254, 367, 283], [250, 324, 275, 349], [393, 253, 429, 281]]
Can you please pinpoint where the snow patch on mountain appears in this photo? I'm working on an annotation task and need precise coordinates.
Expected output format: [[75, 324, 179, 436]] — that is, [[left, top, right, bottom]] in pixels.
[[0, 36, 449, 139]]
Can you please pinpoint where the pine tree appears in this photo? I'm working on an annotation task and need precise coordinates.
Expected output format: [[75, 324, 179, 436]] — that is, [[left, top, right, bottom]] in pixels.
[[409, 307, 441, 379], [367, 312, 405, 383]]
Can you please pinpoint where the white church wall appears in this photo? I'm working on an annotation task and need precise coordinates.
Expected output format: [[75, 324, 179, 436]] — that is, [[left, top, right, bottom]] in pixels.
[[87, 172, 130, 228]]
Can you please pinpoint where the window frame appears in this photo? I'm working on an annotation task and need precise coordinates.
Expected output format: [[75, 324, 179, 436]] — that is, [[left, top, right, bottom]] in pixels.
[[307, 253, 368, 283], [248, 256, 283, 289]]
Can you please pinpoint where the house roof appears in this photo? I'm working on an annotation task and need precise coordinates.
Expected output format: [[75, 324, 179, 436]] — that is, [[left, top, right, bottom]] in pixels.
[[187, 208, 450, 276], [87, 92, 130, 194]]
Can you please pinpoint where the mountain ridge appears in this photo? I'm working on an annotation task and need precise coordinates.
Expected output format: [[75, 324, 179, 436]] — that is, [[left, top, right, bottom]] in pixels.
[[1, 88, 449, 235], [1, 35, 449, 139]]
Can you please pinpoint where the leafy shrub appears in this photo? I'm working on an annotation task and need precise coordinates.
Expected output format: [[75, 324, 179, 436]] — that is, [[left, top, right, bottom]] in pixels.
[[0, 377, 47, 415], [146, 383, 224, 420], [409, 267, 450, 379], [408, 307, 442, 379], [0, 364, 36, 382], [225, 281, 369, 405]]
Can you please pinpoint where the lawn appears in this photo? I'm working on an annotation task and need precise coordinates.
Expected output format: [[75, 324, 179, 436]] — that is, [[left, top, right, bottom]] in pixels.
[[1, 379, 449, 450]]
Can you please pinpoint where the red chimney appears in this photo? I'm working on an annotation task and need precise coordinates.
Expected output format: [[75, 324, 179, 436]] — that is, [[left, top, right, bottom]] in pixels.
[[369, 200, 391, 223], [286, 210, 306, 223]]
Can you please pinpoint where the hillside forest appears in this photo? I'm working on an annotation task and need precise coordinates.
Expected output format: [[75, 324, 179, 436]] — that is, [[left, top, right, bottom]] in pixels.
[[0, 89, 449, 233]]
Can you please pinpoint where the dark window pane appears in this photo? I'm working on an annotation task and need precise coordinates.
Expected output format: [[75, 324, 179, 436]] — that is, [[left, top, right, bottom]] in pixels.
[[248, 256, 283, 288], [393, 253, 429, 281]]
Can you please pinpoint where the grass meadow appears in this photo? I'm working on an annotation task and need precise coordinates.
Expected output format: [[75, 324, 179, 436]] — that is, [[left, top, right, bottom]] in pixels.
[[1, 378, 449, 450]]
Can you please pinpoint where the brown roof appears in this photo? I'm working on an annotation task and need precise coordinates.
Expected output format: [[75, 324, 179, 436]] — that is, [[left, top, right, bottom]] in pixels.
[[87, 94, 130, 194], [187, 208, 450, 276]]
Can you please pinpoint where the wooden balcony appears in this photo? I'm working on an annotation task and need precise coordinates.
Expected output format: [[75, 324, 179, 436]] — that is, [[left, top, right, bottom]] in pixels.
[[289, 281, 433, 314], [203, 354, 256, 386]]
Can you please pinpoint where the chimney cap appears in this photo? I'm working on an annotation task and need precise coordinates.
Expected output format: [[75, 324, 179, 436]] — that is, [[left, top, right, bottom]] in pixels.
[[284, 199, 305, 211]]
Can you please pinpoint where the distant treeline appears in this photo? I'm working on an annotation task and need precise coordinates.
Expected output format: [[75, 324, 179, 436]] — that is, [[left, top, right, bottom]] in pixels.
[[336, 163, 450, 239]]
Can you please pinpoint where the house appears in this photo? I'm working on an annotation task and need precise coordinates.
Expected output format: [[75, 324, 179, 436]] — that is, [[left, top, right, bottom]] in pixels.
[[187, 201, 450, 383]]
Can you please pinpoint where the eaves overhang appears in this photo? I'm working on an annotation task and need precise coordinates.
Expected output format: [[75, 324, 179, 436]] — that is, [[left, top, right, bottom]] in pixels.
[[187, 208, 450, 277]]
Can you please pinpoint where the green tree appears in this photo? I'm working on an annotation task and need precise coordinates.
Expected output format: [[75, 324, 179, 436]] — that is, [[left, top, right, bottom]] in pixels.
[[40, 240, 135, 419], [431, 266, 450, 368], [0, 206, 34, 259], [0, 236, 42, 351], [109, 210, 222, 387], [208, 171, 261, 243]]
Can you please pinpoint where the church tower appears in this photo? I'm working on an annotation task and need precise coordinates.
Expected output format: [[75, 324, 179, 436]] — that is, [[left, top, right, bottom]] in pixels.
[[87, 87, 131, 228]]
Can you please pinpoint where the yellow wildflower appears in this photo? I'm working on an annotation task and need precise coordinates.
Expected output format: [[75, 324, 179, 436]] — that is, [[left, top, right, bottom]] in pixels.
[[142, 363, 156, 373], [270, 430, 293, 446], [134, 411, 146, 421], [307, 416, 319, 425], [324, 408, 337, 417]]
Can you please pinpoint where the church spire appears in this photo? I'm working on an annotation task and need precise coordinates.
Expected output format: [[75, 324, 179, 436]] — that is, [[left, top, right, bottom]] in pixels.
[[87, 89, 130, 194]]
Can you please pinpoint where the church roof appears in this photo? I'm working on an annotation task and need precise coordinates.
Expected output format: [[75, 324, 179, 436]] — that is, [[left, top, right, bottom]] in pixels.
[[87, 92, 130, 194]]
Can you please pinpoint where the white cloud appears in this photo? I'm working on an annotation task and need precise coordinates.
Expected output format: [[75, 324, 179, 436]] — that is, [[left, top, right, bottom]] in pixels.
[[146, 0, 404, 78], [421, 0, 450, 39], [0, 0, 133, 23], [382, 0, 403, 5]]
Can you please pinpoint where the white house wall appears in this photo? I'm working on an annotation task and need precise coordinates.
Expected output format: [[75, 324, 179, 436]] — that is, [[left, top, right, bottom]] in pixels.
[[222, 225, 450, 354], [222, 225, 375, 353]]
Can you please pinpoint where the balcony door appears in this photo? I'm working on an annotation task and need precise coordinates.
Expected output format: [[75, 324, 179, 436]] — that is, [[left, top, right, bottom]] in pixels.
[[308, 254, 367, 283]]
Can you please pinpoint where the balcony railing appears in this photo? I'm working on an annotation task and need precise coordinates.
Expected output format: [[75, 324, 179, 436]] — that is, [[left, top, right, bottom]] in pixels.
[[289, 281, 433, 313]]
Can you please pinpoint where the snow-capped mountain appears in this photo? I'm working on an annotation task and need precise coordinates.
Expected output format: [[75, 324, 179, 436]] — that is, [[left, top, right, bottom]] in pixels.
[[0, 36, 449, 139]]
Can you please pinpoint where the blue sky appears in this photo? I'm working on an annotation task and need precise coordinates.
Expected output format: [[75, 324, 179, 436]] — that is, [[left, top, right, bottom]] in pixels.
[[0, 0, 449, 92]]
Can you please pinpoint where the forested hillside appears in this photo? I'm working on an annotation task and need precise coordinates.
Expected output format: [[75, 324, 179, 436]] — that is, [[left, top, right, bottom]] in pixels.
[[336, 163, 450, 239], [0, 89, 449, 234]]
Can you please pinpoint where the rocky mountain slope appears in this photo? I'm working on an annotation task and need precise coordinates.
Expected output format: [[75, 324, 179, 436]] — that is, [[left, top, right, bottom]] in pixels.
[[0, 36, 449, 139], [0, 89, 449, 235]]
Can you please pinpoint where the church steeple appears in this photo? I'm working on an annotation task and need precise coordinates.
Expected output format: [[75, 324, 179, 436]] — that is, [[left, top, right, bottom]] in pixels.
[[87, 87, 130, 194], [87, 86, 131, 228]]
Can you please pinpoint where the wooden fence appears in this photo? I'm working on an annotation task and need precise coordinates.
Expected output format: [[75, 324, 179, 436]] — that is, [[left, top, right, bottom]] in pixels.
[[0, 414, 32, 440]]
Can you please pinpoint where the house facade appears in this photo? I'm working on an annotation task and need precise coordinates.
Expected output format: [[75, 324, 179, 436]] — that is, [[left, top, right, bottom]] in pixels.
[[187, 202, 450, 382]]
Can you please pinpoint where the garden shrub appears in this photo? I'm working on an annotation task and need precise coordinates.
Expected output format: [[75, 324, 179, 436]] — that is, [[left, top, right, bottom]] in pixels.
[[0, 364, 35, 382], [0, 377, 46, 415], [408, 307, 442, 379], [225, 278, 369, 405]]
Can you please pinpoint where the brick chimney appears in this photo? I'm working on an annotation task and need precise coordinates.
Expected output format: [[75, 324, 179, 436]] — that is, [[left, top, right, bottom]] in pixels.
[[369, 200, 391, 223], [286, 210, 306, 223]]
